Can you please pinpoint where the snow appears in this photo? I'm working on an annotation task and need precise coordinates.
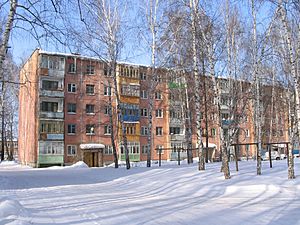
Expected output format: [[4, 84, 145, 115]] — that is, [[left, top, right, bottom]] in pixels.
[[79, 143, 105, 150], [1, 159, 300, 224], [69, 161, 89, 168]]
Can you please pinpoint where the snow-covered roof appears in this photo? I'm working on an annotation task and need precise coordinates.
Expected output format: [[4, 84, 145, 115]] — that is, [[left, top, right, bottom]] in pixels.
[[80, 143, 105, 150], [202, 143, 217, 148]]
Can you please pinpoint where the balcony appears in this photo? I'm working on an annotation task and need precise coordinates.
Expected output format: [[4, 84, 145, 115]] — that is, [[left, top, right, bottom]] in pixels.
[[40, 111, 64, 119], [222, 119, 234, 126], [220, 104, 229, 110], [169, 118, 184, 126], [123, 115, 140, 122], [38, 155, 64, 165], [120, 154, 140, 162], [170, 134, 185, 141], [48, 69, 65, 78], [40, 89, 64, 98]]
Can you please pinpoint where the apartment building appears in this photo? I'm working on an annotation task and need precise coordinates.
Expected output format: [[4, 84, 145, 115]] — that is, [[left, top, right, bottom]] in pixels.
[[18, 49, 289, 167]]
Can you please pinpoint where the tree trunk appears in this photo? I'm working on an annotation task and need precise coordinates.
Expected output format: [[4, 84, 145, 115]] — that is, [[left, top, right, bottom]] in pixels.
[[278, 0, 298, 179], [251, 0, 262, 175], [108, 83, 118, 168], [190, 0, 205, 171], [111, 62, 130, 169]]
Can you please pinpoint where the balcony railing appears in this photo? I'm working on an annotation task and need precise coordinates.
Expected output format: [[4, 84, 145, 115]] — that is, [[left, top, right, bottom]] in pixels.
[[120, 154, 140, 162], [38, 155, 64, 165], [40, 89, 64, 98], [48, 69, 65, 77], [123, 115, 140, 122], [222, 119, 234, 126], [170, 134, 185, 141], [40, 111, 64, 119]]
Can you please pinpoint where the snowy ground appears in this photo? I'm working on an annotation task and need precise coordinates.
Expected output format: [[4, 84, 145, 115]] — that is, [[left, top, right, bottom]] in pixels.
[[0, 159, 300, 225]]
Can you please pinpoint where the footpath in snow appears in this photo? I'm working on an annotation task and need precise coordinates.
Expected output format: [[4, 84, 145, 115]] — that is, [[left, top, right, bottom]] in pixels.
[[0, 159, 300, 225]]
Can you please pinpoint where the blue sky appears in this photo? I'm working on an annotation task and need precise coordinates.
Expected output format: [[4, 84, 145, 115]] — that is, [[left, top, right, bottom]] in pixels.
[[9, 0, 275, 66]]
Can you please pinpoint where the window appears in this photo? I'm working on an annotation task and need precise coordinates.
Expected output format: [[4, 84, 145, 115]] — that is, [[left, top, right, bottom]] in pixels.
[[67, 145, 77, 155], [86, 85, 95, 95], [104, 65, 112, 76], [86, 104, 95, 114], [121, 84, 140, 97], [86, 65, 95, 74], [120, 66, 139, 78], [156, 145, 164, 154], [222, 113, 229, 120], [211, 128, 216, 137], [104, 106, 111, 115], [140, 72, 146, 80], [104, 85, 112, 96], [40, 121, 64, 133], [141, 126, 149, 136], [68, 83, 76, 93], [104, 125, 111, 135], [140, 90, 148, 99], [156, 109, 163, 118], [42, 80, 58, 90], [280, 130, 283, 136], [142, 145, 149, 154], [125, 124, 136, 135], [40, 142, 63, 155], [169, 127, 181, 135], [155, 74, 162, 82], [120, 142, 140, 154], [41, 102, 58, 112], [68, 124, 76, 134], [68, 63, 76, 73], [246, 129, 250, 137], [140, 108, 148, 117], [156, 127, 163, 136], [67, 103, 76, 114], [86, 124, 95, 134], [104, 145, 113, 155], [155, 91, 162, 100]]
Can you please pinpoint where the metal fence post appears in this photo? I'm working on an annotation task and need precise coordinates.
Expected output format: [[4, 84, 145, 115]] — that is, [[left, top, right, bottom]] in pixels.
[[268, 144, 272, 168], [159, 148, 161, 167], [177, 147, 180, 166]]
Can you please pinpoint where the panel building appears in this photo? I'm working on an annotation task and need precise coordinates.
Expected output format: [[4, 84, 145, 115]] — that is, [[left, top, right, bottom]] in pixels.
[[18, 49, 289, 167]]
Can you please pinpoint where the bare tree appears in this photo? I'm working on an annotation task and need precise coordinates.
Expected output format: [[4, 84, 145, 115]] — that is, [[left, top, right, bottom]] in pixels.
[[70, 0, 131, 169]]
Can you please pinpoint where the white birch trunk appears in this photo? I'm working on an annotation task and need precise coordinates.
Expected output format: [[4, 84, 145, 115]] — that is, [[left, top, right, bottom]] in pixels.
[[190, 0, 205, 171], [251, 0, 262, 175], [278, 0, 297, 179]]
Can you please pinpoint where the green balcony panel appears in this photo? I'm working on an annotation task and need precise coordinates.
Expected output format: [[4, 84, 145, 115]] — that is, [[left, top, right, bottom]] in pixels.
[[120, 154, 140, 162], [38, 155, 64, 165]]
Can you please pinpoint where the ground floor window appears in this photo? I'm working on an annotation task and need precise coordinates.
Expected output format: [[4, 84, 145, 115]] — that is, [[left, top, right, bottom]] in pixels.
[[104, 145, 113, 155], [67, 145, 77, 156], [120, 142, 140, 154]]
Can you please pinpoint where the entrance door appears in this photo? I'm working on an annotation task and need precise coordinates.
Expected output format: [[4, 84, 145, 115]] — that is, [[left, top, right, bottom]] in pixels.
[[83, 152, 99, 167]]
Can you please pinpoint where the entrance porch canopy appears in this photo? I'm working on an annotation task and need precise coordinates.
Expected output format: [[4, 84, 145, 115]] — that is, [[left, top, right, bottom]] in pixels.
[[80, 143, 105, 150]]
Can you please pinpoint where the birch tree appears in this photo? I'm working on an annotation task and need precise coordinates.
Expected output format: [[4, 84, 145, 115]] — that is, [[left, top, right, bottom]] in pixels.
[[189, 0, 205, 170], [73, 0, 131, 169], [277, 0, 298, 179]]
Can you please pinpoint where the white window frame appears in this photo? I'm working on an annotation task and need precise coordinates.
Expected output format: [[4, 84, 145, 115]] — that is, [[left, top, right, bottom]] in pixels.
[[140, 90, 148, 99], [104, 125, 112, 135], [67, 145, 77, 156], [155, 91, 162, 100], [141, 108, 148, 117], [156, 109, 163, 118], [104, 85, 112, 96], [68, 83, 76, 93], [141, 126, 149, 136], [156, 127, 163, 136]]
